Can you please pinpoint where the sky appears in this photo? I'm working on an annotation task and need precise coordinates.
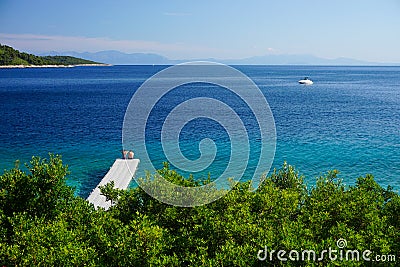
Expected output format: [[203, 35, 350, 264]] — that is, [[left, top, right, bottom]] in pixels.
[[0, 0, 400, 62]]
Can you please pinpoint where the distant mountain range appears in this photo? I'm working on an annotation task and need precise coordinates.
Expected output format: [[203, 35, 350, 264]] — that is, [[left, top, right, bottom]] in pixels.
[[42, 50, 171, 65], [41, 50, 399, 66]]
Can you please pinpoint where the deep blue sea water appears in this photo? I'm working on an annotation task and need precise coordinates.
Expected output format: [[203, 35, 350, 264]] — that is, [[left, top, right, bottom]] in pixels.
[[0, 65, 399, 196]]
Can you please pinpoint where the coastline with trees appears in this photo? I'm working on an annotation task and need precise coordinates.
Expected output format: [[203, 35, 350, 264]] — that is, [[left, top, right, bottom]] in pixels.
[[0, 44, 110, 68]]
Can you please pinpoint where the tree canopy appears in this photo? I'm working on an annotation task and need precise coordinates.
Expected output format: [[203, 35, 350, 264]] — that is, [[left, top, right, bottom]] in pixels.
[[0, 155, 398, 266]]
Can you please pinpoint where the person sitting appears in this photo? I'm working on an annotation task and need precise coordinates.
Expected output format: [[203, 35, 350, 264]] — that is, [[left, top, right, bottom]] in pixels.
[[128, 150, 134, 159], [122, 150, 128, 159]]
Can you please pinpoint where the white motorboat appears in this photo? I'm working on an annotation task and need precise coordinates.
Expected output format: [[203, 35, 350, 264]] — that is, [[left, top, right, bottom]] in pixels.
[[298, 77, 313, 85]]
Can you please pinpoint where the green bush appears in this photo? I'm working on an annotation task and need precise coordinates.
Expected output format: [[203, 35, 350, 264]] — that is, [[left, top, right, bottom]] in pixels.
[[0, 155, 398, 266]]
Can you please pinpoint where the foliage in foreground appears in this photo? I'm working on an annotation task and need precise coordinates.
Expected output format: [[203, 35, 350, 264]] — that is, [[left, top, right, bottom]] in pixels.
[[0, 155, 399, 266]]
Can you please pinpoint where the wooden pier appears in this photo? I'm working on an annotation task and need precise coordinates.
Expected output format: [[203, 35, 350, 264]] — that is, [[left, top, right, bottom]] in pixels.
[[87, 159, 140, 210]]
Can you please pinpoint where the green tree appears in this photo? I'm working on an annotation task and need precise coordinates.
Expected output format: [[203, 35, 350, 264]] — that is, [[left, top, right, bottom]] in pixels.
[[0, 157, 398, 266]]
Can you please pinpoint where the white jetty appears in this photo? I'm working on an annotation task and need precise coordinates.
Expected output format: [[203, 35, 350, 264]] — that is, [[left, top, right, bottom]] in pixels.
[[87, 159, 140, 210]]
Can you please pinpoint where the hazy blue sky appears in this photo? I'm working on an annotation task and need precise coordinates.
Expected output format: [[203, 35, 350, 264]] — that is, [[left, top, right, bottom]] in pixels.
[[1, 0, 399, 62]]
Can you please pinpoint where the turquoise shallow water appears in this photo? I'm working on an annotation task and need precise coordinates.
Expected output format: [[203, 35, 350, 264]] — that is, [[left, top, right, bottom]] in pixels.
[[0, 65, 399, 196]]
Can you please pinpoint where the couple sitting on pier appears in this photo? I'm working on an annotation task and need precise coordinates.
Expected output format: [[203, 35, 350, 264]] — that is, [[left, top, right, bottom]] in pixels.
[[122, 150, 134, 159]]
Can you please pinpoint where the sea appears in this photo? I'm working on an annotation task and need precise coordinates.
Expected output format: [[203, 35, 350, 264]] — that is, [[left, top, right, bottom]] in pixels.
[[0, 65, 399, 197]]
